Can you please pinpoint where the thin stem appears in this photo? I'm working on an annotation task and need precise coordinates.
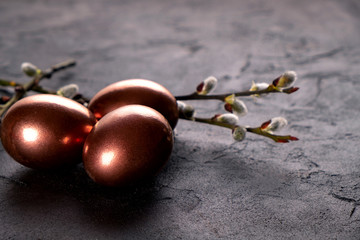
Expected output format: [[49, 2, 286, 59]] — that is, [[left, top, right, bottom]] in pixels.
[[0, 78, 18, 87], [0, 59, 76, 118], [31, 85, 57, 94], [191, 116, 235, 129], [176, 92, 227, 101], [175, 85, 279, 101], [246, 127, 298, 143], [0, 78, 56, 94], [42, 59, 76, 78]]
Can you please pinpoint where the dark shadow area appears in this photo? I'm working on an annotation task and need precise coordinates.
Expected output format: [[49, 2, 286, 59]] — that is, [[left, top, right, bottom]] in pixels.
[[5, 164, 159, 230]]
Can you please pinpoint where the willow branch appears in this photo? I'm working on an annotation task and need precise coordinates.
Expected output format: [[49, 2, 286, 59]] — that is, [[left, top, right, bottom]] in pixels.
[[175, 85, 292, 101], [0, 78, 57, 94], [189, 116, 235, 129], [179, 115, 298, 143], [0, 59, 76, 118]]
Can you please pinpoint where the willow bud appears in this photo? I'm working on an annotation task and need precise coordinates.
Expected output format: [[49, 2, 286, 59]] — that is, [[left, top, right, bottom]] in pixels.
[[261, 117, 288, 133], [232, 126, 246, 141], [273, 71, 297, 90], [212, 113, 239, 125], [21, 62, 41, 77], [196, 76, 217, 95], [249, 81, 270, 97], [224, 94, 248, 117], [177, 101, 195, 119], [250, 81, 269, 92], [56, 84, 79, 99]]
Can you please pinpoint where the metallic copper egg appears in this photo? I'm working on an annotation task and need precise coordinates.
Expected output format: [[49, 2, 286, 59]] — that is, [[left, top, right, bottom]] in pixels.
[[88, 79, 179, 129], [83, 105, 174, 187], [0, 94, 97, 169]]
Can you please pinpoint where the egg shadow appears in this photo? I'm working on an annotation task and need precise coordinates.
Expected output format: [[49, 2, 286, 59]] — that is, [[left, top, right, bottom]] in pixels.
[[6, 163, 160, 230], [4, 136, 202, 233]]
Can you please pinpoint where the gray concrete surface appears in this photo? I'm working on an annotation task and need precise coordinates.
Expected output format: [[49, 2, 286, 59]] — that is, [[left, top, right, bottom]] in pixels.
[[1, 0, 360, 239]]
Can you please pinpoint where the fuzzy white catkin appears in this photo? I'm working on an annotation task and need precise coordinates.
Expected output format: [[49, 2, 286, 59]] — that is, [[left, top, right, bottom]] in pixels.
[[276, 71, 297, 89], [232, 126, 246, 141], [21, 62, 39, 77], [57, 84, 79, 99], [198, 76, 218, 95], [231, 99, 248, 117], [214, 113, 239, 125], [264, 117, 288, 133]]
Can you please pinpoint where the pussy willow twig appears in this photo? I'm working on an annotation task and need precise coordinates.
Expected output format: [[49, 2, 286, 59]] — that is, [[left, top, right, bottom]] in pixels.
[[179, 115, 298, 143], [0, 78, 56, 94], [0, 59, 76, 119], [175, 88, 274, 101]]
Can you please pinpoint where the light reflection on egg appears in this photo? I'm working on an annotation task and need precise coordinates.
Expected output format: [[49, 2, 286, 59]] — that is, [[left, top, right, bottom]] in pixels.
[[22, 128, 39, 142]]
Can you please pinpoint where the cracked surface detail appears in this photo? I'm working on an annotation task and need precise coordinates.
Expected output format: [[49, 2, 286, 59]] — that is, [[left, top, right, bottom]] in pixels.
[[1, 0, 360, 239]]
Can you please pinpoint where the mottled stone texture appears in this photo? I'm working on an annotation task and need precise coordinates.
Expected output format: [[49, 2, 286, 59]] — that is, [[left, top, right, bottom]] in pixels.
[[1, 0, 360, 239]]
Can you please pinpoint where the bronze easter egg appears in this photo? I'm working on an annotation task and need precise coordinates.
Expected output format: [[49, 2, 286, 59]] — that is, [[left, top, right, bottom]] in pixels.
[[0, 94, 97, 169], [83, 105, 173, 187], [88, 79, 179, 129]]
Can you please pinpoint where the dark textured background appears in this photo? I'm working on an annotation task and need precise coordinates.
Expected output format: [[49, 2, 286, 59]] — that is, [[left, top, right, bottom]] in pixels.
[[1, 0, 360, 239]]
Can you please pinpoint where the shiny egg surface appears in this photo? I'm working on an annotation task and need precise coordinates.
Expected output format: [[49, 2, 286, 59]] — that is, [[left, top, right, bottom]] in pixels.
[[88, 79, 179, 129], [0, 94, 97, 169], [83, 104, 173, 187]]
